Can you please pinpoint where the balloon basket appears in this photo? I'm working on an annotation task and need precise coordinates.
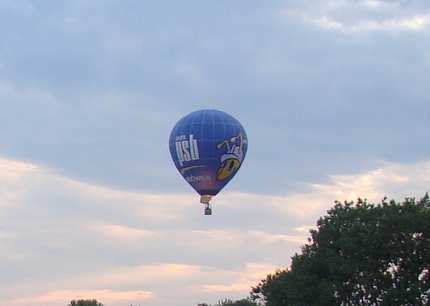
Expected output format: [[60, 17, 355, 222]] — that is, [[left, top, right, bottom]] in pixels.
[[204, 204, 212, 215], [200, 195, 213, 216]]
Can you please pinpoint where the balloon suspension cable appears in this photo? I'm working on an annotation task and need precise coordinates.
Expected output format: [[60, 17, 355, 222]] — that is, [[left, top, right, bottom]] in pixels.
[[200, 195, 213, 216]]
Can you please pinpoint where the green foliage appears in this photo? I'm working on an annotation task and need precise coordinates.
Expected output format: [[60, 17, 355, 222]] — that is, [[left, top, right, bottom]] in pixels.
[[251, 195, 430, 306], [68, 299, 104, 306], [214, 298, 259, 306]]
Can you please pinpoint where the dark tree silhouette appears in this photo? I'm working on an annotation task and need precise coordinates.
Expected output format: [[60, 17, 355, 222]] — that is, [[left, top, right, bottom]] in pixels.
[[68, 299, 104, 306], [214, 298, 259, 306], [251, 196, 430, 306], [199, 298, 258, 306]]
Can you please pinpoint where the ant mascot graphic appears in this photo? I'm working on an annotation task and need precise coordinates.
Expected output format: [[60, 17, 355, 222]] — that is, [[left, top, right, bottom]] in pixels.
[[216, 133, 247, 181]]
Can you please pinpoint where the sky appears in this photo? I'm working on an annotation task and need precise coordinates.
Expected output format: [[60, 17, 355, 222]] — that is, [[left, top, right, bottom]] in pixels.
[[1, 0, 430, 305]]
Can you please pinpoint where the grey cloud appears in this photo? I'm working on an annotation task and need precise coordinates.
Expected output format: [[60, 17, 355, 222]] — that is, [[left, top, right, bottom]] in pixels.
[[1, 1, 429, 195]]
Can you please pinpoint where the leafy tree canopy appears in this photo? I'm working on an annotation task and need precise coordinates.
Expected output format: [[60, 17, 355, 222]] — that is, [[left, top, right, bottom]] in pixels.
[[68, 299, 104, 306], [199, 298, 259, 306], [214, 298, 259, 306], [251, 196, 430, 306]]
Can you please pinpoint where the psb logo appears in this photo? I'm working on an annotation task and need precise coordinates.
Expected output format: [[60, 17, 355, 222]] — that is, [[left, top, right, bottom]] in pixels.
[[216, 133, 247, 181], [175, 134, 200, 166]]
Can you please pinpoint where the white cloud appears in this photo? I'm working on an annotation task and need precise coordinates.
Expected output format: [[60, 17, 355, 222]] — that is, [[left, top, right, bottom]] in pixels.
[[90, 222, 159, 241], [363, 0, 393, 9], [0, 159, 39, 208], [293, 225, 315, 233], [249, 231, 308, 245], [86, 263, 204, 287], [313, 15, 430, 32], [4, 289, 153, 306], [202, 263, 280, 293], [279, 1, 430, 33], [232, 161, 427, 220]]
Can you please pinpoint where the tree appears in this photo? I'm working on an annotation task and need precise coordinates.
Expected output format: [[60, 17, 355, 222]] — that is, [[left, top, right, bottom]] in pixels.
[[251, 196, 430, 306], [214, 298, 259, 306], [68, 299, 104, 306]]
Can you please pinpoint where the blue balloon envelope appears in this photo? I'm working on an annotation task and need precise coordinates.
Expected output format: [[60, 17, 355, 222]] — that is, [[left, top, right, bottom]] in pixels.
[[169, 109, 248, 214]]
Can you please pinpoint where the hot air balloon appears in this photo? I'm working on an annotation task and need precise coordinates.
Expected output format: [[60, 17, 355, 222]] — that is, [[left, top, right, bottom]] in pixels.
[[169, 109, 248, 215]]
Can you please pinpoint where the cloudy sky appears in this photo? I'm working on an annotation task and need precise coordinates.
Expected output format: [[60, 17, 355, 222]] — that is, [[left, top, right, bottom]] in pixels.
[[1, 1, 430, 305]]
